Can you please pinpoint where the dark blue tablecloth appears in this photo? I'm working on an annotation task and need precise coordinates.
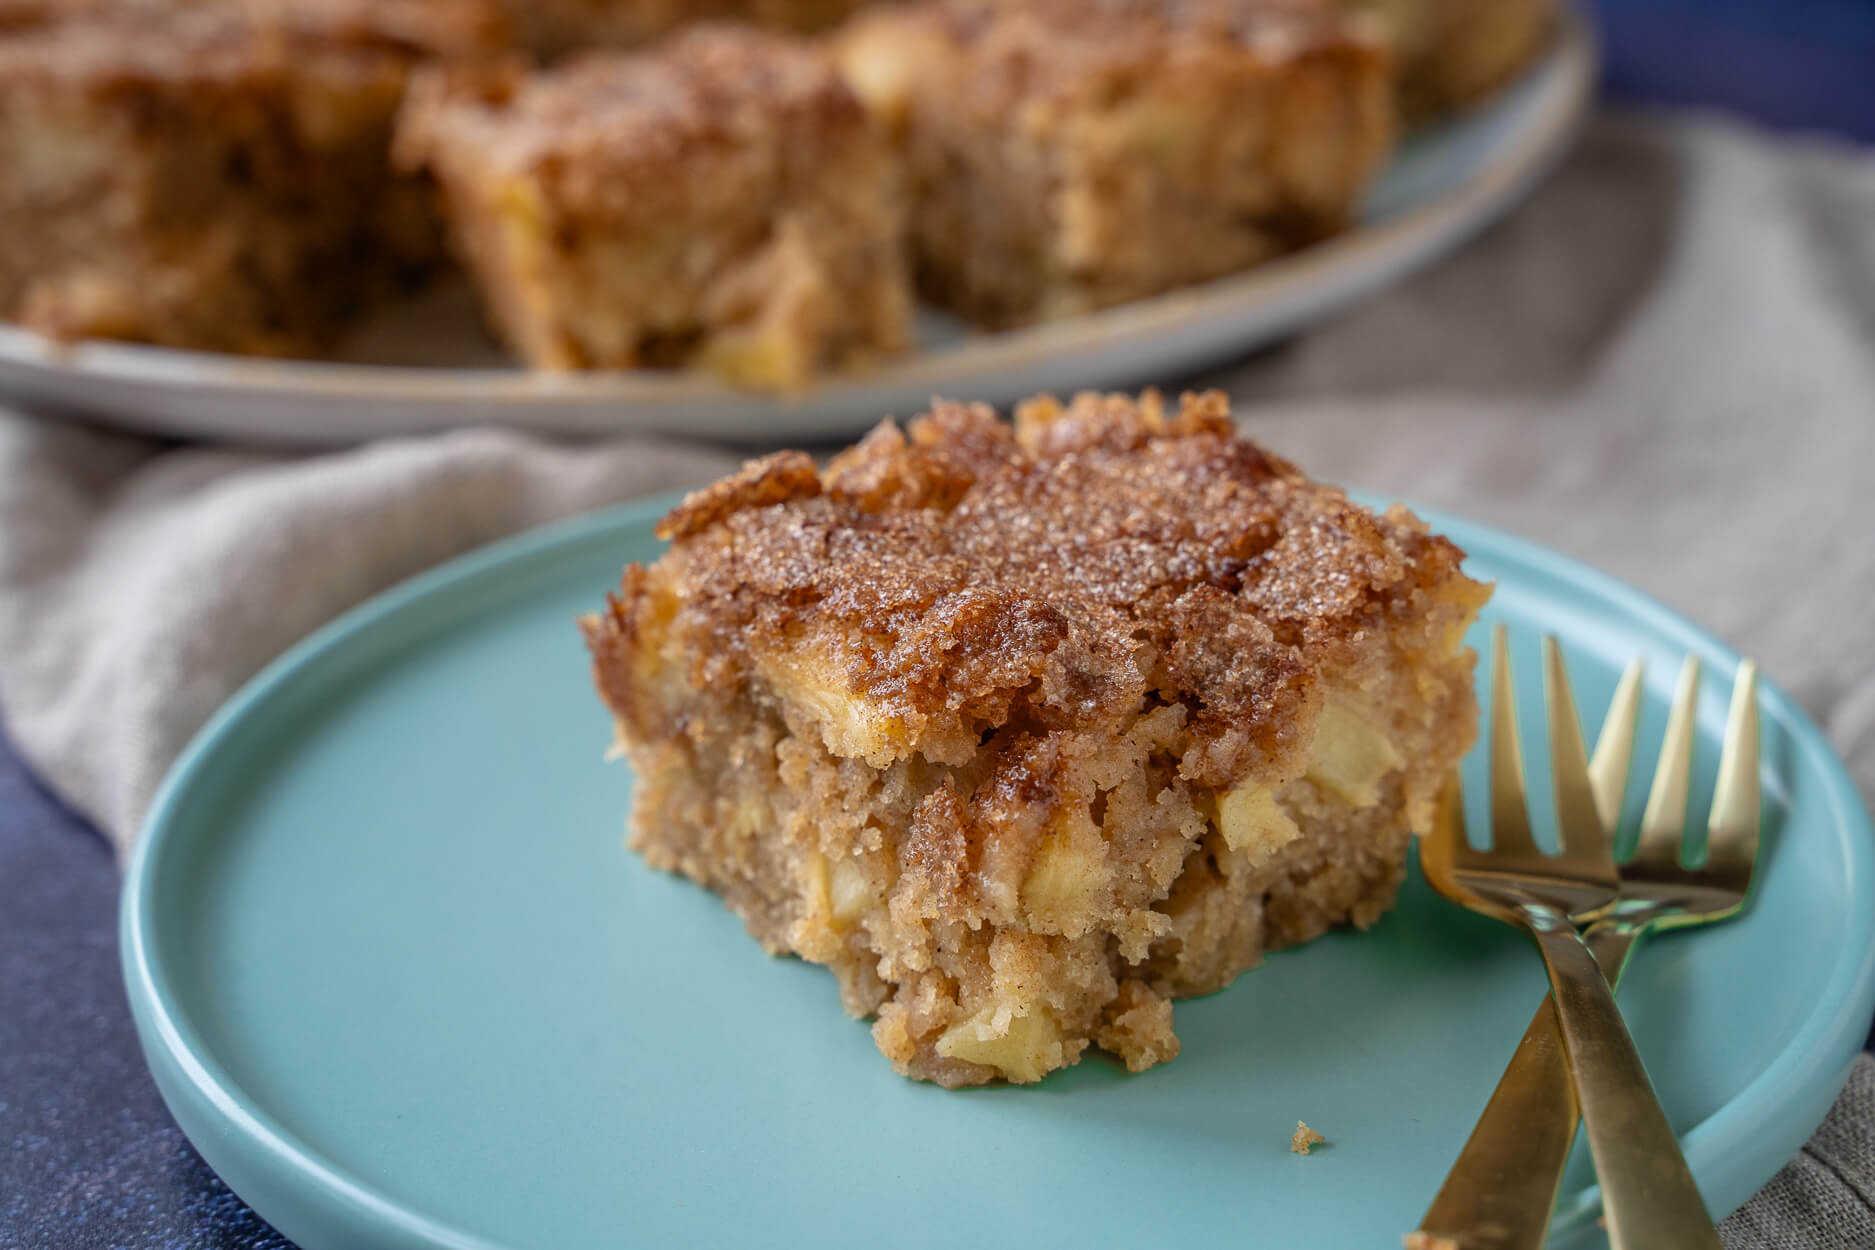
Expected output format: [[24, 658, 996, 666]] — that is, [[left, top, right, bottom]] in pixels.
[[3, 5, 1872, 1247], [0, 731, 292, 1248], [1592, 0, 1875, 141]]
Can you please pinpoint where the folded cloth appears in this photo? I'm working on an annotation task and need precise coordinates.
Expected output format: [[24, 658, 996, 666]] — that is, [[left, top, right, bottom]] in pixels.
[[0, 110, 1870, 1244], [0, 423, 737, 847], [1723, 1053, 1875, 1250]]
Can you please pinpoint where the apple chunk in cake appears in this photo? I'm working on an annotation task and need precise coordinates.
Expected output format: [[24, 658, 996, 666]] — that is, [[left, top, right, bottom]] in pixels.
[[584, 391, 1487, 1087]]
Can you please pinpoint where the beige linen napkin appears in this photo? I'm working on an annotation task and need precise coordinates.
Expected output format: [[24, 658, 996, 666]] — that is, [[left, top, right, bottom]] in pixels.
[[0, 110, 1870, 1245], [0, 423, 737, 845]]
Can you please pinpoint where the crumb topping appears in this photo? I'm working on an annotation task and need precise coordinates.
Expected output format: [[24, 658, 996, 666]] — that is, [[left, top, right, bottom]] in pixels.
[[606, 391, 1473, 785], [852, 0, 1385, 118], [0, 1, 461, 83], [397, 25, 866, 186], [949, 0, 1374, 53]]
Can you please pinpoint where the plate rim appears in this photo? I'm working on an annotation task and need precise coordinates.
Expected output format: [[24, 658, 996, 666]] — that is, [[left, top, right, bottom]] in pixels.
[[15, 6, 1594, 446], [121, 491, 1875, 1249]]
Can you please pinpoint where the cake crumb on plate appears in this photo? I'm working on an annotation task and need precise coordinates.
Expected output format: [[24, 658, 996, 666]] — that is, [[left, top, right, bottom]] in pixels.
[[1291, 1120, 1327, 1154]]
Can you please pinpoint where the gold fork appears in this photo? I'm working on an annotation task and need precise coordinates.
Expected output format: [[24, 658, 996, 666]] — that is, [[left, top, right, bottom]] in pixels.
[[1418, 629, 1758, 1250], [1416, 645, 1760, 1249]]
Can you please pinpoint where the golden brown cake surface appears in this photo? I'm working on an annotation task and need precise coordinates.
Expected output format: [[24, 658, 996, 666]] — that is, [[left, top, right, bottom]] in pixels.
[[587, 391, 1488, 1086], [397, 24, 910, 387], [860, 0, 1380, 108], [403, 24, 865, 188], [837, 0, 1395, 328], [256, 0, 512, 59], [0, 3, 410, 88], [634, 390, 1457, 774], [0, 0, 512, 58]]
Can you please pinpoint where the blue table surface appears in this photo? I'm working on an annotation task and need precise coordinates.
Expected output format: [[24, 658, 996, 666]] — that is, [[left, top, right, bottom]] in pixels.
[[0, 730, 292, 1249], [5, 5, 1874, 1247]]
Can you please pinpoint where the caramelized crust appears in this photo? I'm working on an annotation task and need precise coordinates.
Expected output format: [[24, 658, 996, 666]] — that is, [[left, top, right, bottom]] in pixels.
[[864, 0, 1383, 111], [0, 0, 508, 65], [626, 390, 1467, 781], [0, 3, 411, 89], [493, 0, 871, 58], [400, 25, 870, 202], [588, 392, 1488, 1087]]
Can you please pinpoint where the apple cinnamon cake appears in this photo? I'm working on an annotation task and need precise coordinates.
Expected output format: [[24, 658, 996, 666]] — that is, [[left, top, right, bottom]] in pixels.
[[0, 1, 475, 354], [395, 25, 910, 389], [835, 0, 1395, 329], [584, 391, 1487, 1087]]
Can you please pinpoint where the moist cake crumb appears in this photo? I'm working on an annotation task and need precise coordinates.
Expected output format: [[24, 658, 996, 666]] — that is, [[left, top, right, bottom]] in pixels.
[[1291, 1120, 1327, 1154], [585, 390, 1488, 1085]]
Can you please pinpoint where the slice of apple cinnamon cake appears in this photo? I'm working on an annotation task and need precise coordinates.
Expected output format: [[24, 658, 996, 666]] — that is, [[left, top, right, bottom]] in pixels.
[[583, 390, 1487, 1086]]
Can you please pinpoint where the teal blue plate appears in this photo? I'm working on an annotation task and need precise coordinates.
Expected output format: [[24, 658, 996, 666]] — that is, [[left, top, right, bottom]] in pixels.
[[123, 494, 1875, 1250]]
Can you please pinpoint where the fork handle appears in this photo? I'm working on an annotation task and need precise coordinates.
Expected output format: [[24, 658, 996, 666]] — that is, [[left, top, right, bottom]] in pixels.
[[1416, 921, 1645, 1248], [1528, 914, 1720, 1250]]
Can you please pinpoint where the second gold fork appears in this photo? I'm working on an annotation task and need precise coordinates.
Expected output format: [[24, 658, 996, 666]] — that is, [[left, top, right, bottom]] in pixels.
[[1416, 645, 1761, 1249]]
